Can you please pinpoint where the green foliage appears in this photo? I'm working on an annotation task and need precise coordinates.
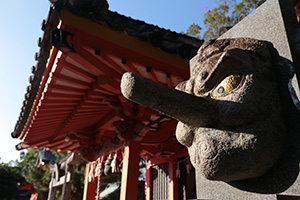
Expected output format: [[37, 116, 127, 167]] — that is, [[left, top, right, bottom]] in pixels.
[[181, 23, 201, 38], [184, 0, 260, 40], [71, 158, 87, 199], [0, 162, 24, 199], [17, 148, 49, 198], [232, 0, 260, 22], [15, 149, 146, 200], [17, 148, 86, 200], [203, 0, 235, 40]]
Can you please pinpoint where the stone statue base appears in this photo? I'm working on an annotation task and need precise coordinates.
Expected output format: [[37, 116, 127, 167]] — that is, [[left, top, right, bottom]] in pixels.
[[196, 170, 300, 200]]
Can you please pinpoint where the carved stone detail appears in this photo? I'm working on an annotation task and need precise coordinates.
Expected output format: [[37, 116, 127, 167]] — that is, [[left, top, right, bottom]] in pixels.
[[121, 38, 286, 182]]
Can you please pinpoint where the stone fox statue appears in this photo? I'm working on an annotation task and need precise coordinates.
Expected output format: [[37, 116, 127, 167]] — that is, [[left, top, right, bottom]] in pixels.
[[121, 38, 286, 182]]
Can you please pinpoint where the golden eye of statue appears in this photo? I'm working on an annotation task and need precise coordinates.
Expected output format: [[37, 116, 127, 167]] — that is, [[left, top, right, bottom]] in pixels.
[[211, 74, 242, 98]]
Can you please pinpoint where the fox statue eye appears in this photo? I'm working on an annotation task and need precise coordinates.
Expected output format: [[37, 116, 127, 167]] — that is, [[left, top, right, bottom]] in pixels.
[[211, 74, 242, 98]]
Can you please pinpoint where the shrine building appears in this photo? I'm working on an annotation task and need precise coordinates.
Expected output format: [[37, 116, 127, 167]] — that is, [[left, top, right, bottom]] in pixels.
[[11, 0, 204, 199]]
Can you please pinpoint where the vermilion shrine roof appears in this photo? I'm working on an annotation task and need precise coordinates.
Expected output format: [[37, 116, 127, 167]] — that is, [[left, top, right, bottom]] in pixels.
[[12, 0, 203, 161]]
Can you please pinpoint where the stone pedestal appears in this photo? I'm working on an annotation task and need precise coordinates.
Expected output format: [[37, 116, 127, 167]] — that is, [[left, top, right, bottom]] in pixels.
[[196, 171, 300, 200]]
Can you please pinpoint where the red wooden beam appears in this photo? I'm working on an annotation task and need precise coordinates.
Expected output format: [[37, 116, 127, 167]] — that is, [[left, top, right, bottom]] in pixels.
[[123, 61, 142, 76], [55, 142, 74, 150], [93, 110, 116, 132], [36, 113, 71, 119], [42, 72, 122, 142], [80, 103, 107, 108], [167, 75, 172, 87], [55, 141, 77, 151], [86, 91, 109, 98], [168, 160, 179, 200], [293, 0, 300, 23], [68, 44, 121, 79], [83, 96, 104, 102], [33, 118, 67, 125], [19, 48, 59, 140], [60, 14, 190, 78], [44, 93, 82, 100], [75, 45, 122, 79], [46, 139, 68, 149], [120, 141, 141, 200], [95, 75, 121, 94], [68, 144, 81, 151], [94, 87, 116, 95], [57, 141, 80, 152], [67, 117, 100, 123], [48, 84, 86, 95], [59, 60, 96, 82], [83, 162, 97, 200], [22, 140, 49, 149], [28, 124, 60, 132], [36, 110, 70, 116], [73, 110, 105, 115], [47, 78, 113, 141], [35, 115, 66, 122], [145, 162, 152, 200], [146, 68, 160, 84], [39, 105, 75, 110], [74, 115, 105, 121], [42, 99, 78, 106], [53, 73, 91, 89], [100, 52, 126, 75]]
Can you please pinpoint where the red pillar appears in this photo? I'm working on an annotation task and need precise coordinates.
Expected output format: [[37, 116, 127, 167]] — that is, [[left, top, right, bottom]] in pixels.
[[145, 162, 152, 200], [169, 160, 179, 200], [82, 162, 97, 200], [120, 141, 141, 200]]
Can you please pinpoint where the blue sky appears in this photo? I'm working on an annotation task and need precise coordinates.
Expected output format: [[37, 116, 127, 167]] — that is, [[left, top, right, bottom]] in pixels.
[[0, 0, 217, 163]]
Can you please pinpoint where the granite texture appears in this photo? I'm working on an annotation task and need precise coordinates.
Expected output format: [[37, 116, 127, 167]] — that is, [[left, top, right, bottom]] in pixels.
[[175, 38, 285, 182], [195, 0, 300, 199]]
